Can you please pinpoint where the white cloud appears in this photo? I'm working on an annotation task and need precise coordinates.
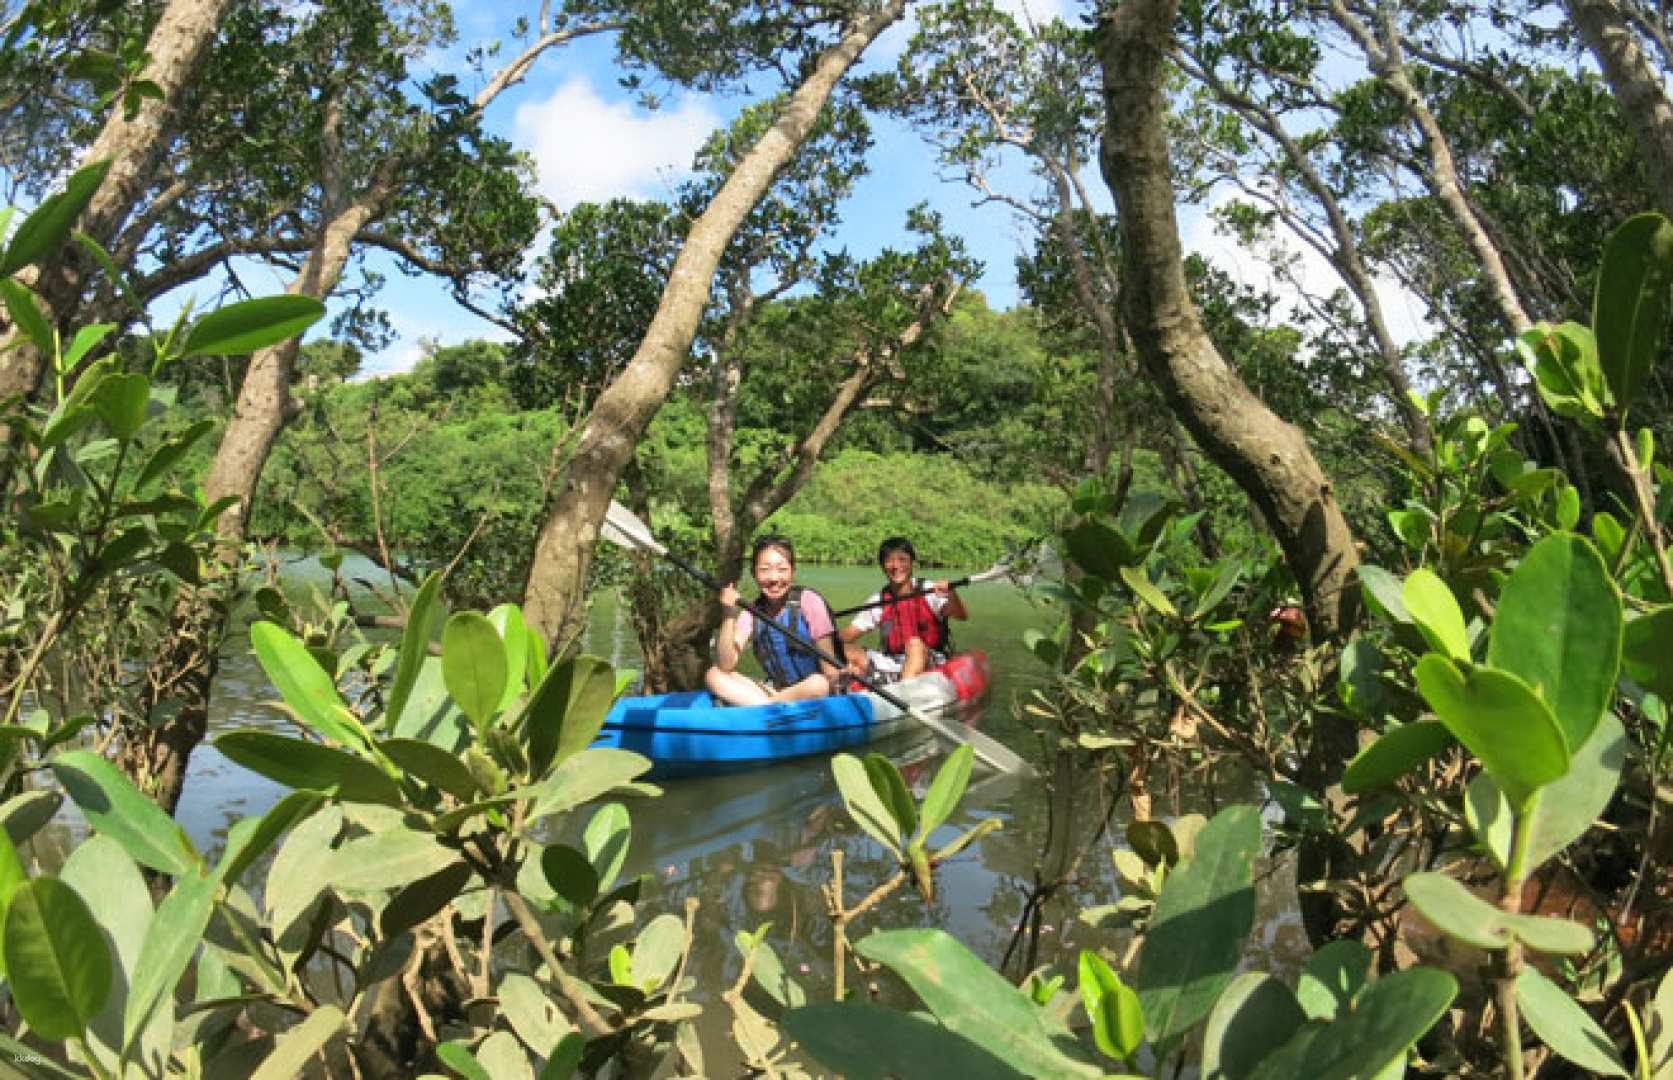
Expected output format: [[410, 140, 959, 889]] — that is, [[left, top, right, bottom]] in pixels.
[[994, 0, 1072, 29], [1181, 188, 1432, 347], [360, 343, 426, 380], [356, 291, 512, 380], [513, 78, 721, 210]]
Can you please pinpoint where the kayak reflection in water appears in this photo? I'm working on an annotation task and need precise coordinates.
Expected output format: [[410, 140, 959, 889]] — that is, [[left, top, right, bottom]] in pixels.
[[705, 535, 843, 706]]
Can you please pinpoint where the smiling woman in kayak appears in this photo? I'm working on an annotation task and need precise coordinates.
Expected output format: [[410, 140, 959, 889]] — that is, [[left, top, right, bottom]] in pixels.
[[705, 535, 843, 706]]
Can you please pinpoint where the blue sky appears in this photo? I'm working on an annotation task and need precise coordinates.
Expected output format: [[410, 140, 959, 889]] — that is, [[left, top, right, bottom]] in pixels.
[[307, 0, 1430, 377], [345, 0, 1084, 376]]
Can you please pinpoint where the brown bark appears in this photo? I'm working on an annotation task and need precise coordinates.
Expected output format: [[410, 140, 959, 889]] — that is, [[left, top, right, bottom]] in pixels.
[[116, 17, 608, 812], [1097, 0, 1361, 640], [1102, 2, 1368, 949], [620, 466, 709, 694], [1324, 0, 1533, 335], [705, 296, 756, 584], [0, 0, 232, 404], [521, 0, 911, 647], [1567, 0, 1673, 220]]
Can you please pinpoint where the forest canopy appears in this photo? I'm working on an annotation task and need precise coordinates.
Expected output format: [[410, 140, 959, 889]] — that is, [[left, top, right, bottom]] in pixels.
[[3, 0, 1673, 1076]]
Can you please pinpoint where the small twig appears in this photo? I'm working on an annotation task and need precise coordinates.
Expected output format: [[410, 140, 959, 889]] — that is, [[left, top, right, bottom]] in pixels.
[[364, 401, 402, 610], [475, 890, 496, 1004], [825, 843, 911, 1004], [439, 915, 468, 982], [500, 889, 614, 1038], [1611, 427, 1673, 597], [439, 487, 501, 585], [401, 928, 440, 1043]]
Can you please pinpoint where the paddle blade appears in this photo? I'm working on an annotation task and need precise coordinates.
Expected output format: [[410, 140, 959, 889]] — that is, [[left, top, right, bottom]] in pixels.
[[919, 711, 1032, 776], [890, 700, 1029, 777], [1004, 542, 1062, 589], [601, 501, 665, 556], [964, 564, 1014, 587]]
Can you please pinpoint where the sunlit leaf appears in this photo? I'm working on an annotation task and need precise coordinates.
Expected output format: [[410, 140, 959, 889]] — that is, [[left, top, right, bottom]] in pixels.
[[527, 748, 651, 821], [0, 827, 25, 979], [90, 372, 149, 440], [1136, 805, 1261, 1051], [1520, 713, 1628, 871], [1202, 972, 1306, 1080], [487, 604, 530, 709], [1487, 534, 1620, 752], [832, 753, 903, 857], [0, 279, 53, 353], [1405, 872, 1593, 954], [1294, 940, 1372, 1021], [1623, 606, 1673, 704], [1402, 570, 1469, 661], [785, 1002, 1032, 1079], [379, 737, 481, 801], [1594, 211, 1673, 412], [322, 828, 457, 894], [1293, 968, 1456, 1079], [249, 621, 370, 752], [442, 612, 508, 734], [525, 655, 617, 776], [3, 877, 111, 1040], [124, 871, 216, 1052], [856, 929, 1103, 1077], [50, 751, 198, 877], [0, 158, 112, 276], [863, 753, 917, 839], [1079, 949, 1144, 1061], [251, 1005, 346, 1080], [216, 731, 401, 806], [1413, 657, 1568, 813], [582, 802, 631, 894], [385, 571, 444, 732], [180, 295, 325, 358], [1342, 722, 1451, 795], [1517, 967, 1628, 1077]]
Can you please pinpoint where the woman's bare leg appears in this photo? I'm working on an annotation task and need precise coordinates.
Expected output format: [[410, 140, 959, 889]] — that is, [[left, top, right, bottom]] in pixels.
[[706, 667, 772, 706], [767, 673, 832, 702]]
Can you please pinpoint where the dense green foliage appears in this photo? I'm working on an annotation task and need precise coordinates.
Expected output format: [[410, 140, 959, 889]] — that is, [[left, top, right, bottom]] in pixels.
[[764, 448, 1064, 565], [8, 1, 1673, 1077], [250, 316, 1072, 607]]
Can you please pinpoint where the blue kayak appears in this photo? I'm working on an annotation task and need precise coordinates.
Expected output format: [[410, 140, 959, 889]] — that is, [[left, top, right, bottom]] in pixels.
[[597, 652, 990, 778]]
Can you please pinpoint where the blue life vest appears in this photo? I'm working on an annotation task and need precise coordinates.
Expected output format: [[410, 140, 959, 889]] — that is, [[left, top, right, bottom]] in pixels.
[[750, 586, 827, 687]]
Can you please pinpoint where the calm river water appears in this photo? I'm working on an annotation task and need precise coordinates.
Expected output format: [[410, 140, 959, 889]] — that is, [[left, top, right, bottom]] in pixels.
[[153, 556, 1305, 1067]]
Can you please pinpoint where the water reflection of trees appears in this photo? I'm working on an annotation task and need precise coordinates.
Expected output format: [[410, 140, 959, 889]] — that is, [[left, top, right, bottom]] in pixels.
[[613, 724, 1309, 1057]]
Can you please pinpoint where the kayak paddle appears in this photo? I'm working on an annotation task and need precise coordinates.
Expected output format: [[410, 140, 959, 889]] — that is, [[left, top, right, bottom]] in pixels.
[[600, 501, 1033, 776], [830, 541, 1060, 617], [830, 562, 1012, 617]]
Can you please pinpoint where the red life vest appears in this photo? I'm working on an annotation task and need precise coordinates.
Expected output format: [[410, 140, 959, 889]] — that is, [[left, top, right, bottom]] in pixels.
[[878, 580, 947, 656]]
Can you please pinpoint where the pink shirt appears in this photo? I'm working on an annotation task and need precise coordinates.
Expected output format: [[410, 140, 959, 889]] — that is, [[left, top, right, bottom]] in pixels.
[[732, 589, 836, 647]]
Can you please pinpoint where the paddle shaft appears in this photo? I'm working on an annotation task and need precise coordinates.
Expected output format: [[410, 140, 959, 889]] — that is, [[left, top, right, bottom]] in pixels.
[[830, 574, 977, 618]]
